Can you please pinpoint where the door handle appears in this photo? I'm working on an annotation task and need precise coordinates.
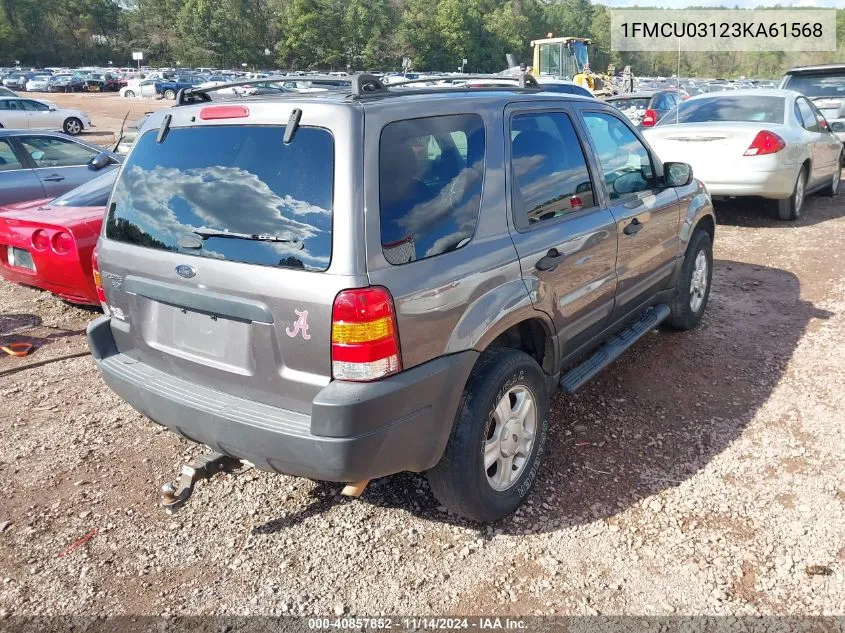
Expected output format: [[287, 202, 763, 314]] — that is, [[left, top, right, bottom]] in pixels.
[[43, 174, 65, 182], [535, 248, 565, 272], [623, 218, 644, 236]]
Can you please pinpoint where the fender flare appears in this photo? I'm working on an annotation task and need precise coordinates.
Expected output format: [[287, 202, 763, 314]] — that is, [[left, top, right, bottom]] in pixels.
[[444, 278, 558, 372]]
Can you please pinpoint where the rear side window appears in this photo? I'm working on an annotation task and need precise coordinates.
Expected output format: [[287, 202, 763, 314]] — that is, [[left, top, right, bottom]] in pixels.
[[106, 125, 334, 271], [379, 114, 485, 265], [0, 140, 22, 171], [797, 98, 820, 132]]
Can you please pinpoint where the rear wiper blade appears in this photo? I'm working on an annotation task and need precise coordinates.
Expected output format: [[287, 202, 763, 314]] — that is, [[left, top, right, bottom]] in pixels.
[[192, 228, 301, 245]]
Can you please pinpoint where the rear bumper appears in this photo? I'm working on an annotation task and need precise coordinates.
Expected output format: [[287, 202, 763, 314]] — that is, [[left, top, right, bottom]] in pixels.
[[702, 165, 799, 200], [87, 316, 477, 482]]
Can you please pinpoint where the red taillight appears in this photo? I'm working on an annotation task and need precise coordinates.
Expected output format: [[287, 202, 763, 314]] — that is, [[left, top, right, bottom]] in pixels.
[[31, 229, 49, 251], [744, 131, 785, 156], [51, 231, 73, 255], [331, 287, 401, 382], [570, 196, 582, 209], [642, 109, 658, 127], [91, 249, 106, 304], [199, 105, 249, 120]]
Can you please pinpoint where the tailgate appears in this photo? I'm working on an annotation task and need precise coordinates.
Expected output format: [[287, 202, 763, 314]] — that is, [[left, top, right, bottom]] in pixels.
[[97, 114, 362, 415]]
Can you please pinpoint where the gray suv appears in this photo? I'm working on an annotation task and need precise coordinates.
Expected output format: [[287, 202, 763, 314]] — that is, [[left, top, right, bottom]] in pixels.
[[87, 75, 716, 522]]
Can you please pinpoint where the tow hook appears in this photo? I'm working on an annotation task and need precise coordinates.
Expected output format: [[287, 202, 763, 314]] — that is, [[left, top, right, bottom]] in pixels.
[[160, 452, 249, 514]]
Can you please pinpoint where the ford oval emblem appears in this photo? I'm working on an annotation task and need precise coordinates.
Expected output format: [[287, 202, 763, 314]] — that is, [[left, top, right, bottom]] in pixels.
[[175, 264, 196, 279]]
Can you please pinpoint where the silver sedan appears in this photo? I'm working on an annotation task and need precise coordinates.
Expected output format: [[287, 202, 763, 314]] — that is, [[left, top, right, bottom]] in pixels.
[[644, 89, 842, 220]]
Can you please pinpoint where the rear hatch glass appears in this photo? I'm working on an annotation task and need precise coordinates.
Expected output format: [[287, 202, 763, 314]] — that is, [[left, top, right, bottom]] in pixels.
[[657, 96, 785, 125], [106, 125, 333, 271], [609, 97, 651, 111]]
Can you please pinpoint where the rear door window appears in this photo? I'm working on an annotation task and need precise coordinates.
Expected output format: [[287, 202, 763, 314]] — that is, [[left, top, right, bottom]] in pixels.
[[379, 114, 485, 265], [106, 125, 334, 271], [510, 111, 596, 227]]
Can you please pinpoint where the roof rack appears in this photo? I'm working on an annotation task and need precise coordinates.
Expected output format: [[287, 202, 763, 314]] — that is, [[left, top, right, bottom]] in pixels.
[[385, 74, 540, 89], [176, 73, 388, 105], [176, 72, 541, 106]]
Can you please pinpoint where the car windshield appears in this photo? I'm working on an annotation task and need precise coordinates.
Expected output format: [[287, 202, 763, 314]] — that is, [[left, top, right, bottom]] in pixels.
[[657, 96, 785, 125], [785, 73, 845, 98], [105, 125, 334, 271], [52, 170, 117, 208], [609, 97, 652, 111]]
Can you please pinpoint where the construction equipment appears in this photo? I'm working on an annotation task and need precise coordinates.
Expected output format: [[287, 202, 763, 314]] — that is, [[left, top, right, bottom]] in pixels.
[[529, 36, 616, 98]]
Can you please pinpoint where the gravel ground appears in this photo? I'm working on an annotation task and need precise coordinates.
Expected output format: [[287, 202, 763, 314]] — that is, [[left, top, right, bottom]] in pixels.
[[0, 94, 843, 618]]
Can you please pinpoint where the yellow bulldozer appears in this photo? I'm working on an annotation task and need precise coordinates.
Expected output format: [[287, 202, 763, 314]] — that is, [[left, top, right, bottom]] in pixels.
[[529, 36, 617, 98]]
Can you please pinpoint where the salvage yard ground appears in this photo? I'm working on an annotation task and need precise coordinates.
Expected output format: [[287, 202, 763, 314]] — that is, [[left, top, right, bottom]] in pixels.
[[0, 93, 843, 617]]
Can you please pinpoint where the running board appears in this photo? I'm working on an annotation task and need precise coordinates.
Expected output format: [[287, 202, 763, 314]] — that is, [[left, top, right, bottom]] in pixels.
[[559, 304, 671, 394]]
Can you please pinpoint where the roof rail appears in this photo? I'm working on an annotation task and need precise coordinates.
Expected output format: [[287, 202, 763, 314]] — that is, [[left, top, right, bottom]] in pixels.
[[175, 72, 542, 106], [386, 73, 540, 89], [176, 73, 387, 105]]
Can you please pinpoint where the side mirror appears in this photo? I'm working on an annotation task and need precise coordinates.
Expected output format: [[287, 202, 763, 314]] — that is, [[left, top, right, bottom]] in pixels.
[[90, 152, 111, 170], [48, 106, 56, 111], [664, 161, 693, 187]]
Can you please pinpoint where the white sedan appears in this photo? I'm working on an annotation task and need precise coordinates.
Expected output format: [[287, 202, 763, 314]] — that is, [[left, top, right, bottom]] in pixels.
[[644, 89, 842, 220], [25, 75, 51, 91], [0, 97, 92, 136], [120, 79, 157, 99]]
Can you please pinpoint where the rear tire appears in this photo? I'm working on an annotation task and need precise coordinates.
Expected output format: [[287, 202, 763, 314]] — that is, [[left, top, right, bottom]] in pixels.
[[63, 117, 82, 136], [821, 165, 840, 197], [124, 90, 135, 98], [163, 89, 176, 100], [666, 229, 713, 331], [427, 348, 549, 523], [778, 167, 806, 221]]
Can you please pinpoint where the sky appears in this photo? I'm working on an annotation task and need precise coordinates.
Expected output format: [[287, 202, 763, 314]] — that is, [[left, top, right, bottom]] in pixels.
[[596, 0, 842, 6]]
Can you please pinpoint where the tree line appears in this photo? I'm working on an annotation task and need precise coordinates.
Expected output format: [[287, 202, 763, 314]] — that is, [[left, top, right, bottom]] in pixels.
[[0, 0, 842, 79]]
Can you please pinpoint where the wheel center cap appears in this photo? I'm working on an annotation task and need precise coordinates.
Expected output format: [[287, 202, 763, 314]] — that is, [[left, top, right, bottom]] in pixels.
[[500, 420, 520, 457]]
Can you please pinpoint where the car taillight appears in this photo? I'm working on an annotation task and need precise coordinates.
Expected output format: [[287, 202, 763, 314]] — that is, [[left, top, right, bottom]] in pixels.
[[642, 109, 658, 127], [91, 249, 106, 304], [744, 131, 785, 156], [51, 231, 73, 255], [31, 229, 49, 251], [331, 287, 401, 382]]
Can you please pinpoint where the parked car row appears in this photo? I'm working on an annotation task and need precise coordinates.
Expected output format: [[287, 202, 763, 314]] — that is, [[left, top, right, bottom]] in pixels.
[[0, 68, 127, 93]]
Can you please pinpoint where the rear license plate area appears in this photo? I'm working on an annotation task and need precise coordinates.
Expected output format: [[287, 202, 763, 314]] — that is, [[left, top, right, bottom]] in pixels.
[[7, 246, 35, 271], [141, 301, 255, 374]]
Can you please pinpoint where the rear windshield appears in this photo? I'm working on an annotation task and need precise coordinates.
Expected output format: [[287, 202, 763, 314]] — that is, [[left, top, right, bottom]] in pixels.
[[53, 170, 116, 207], [105, 125, 333, 271], [657, 96, 785, 126], [785, 73, 845, 98], [609, 97, 651, 111]]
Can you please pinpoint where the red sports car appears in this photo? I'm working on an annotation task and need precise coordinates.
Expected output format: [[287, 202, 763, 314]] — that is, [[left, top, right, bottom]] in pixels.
[[0, 170, 116, 305]]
